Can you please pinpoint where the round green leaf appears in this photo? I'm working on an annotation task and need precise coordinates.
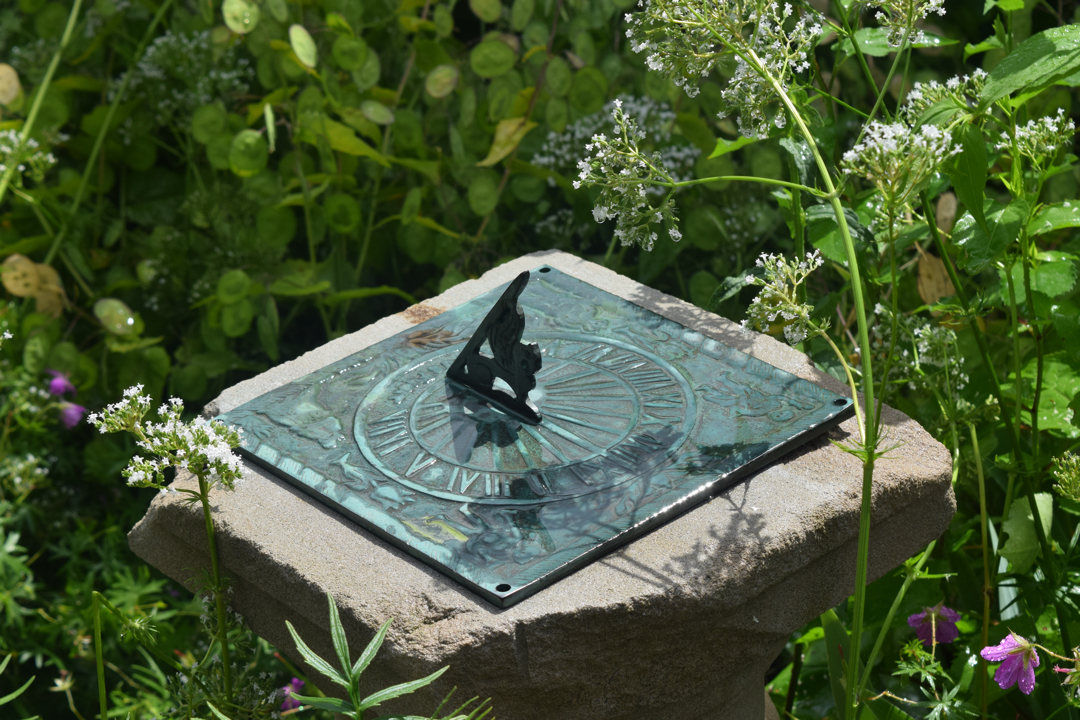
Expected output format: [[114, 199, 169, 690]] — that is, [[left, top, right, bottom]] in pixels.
[[257, 54, 280, 89], [425, 64, 459, 99], [361, 99, 395, 125], [171, 364, 208, 401], [401, 187, 422, 225], [352, 49, 381, 92], [47, 341, 79, 376], [34, 3, 68, 38], [523, 19, 548, 49], [510, 174, 544, 202], [468, 170, 500, 216], [572, 31, 596, 67], [94, 298, 137, 335], [545, 97, 567, 132], [289, 24, 318, 68], [229, 129, 268, 177], [685, 207, 722, 251], [206, 133, 234, 170], [332, 36, 368, 71], [223, 0, 260, 34], [469, 0, 502, 23], [221, 299, 255, 337], [510, 0, 533, 31], [217, 269, 251, 304], [544, 56, 571, 97], [433, 4, 453, 37], [125, 136, 157, 172], [192, 104, 228, 144], [257, 205, 297, 252], [324, 194, 361, 233], [569, 67, 608, 114], [470, 41, 516, 79], [266, 0, 288, 23]]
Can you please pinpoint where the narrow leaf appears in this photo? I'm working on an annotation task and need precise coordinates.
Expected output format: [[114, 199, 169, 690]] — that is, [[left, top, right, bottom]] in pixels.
[[326, 593, 353, 681], [708, 134, 756, 159], [207, 702, 232, 720], [352, 618, 393, 678], [0, 675, 34, 706], [288, 693, 354, 712], [285, 619, 351, 688], [477, 118, 538, 167], [945, 124, 989, 237], [263, 103, 276, 153], [360, 666, 450, 711], [321, 286, 418, 306]]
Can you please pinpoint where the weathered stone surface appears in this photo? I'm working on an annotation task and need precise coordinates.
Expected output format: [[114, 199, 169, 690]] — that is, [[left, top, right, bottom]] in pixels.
[[129, 250, 954, 720]]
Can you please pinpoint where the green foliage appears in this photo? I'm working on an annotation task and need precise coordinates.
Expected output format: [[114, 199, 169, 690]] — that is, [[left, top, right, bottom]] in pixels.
[[3, 0, 1080, 718]]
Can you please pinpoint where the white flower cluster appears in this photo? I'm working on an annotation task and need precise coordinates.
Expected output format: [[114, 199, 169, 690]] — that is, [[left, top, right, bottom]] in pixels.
[[532, 95, 699, 197], [0, 129, 58, 186], [626, 1, 822, 138], [115, 30, 253, 126], [0, 452, 49, 493], [573, 99, 682, 251], [742, 250, 826, 345], [900, 70, 987, 125], [87, 385, 244, 492], [1002, 108, 1076, 170], [857, 0, 946, 48], [871, 303, 967, 393], [841, 121, 958, 216]]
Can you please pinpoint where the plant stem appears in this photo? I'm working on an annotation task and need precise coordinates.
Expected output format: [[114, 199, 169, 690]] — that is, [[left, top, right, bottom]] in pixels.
[[199, 475, 233, 702], [970, 423, 991, 717], [93, 590, 108, 720], [43, 0, 174, 266], [854, 540, 936, 704], [0, 0, 85, 208]]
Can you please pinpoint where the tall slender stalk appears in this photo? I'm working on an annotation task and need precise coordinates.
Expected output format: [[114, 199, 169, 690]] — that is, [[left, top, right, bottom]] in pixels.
[[970, 423, 991, 717], [198, 476, 233, 703], [42, 0, 174, 266], [0, 0, 85, 208]]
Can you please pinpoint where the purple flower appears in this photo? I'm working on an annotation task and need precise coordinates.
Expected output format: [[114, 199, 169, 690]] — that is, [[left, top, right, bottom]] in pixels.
[[46, 369, 76, 396], [281, 677, 305, 711], [907, 602, 961, 646], [59, 402, 87, 429], [981, 631, 1041, 695]]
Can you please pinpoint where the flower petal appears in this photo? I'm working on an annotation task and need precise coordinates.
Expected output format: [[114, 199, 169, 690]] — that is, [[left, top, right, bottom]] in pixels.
[[981, 635, 1021, 662], [994, 655, 1022, 690]]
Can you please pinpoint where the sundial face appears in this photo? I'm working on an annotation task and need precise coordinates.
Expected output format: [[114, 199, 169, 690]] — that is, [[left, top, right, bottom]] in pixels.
[[220, 266, 853, 607]]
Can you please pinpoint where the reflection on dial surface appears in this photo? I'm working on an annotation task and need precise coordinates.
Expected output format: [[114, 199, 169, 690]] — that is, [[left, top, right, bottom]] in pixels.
[[356, 333, 696, 505]]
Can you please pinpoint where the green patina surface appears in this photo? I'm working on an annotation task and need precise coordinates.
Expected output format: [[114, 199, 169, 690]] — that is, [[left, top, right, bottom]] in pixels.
[[219, 267, 853, 607]]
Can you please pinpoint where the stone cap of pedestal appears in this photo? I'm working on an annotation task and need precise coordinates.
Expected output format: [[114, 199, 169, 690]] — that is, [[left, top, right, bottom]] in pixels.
[[129, 250, 954, 720]]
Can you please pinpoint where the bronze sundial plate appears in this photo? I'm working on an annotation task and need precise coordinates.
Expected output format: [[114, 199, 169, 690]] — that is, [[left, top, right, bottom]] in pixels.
[[218, 266, 855, 607]]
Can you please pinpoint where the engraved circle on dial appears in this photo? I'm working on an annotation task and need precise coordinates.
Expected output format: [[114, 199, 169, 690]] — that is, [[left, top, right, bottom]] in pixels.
[[354, 333, 696, 505]]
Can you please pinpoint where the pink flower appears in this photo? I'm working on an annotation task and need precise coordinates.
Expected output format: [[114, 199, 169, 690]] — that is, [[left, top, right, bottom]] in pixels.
[[46, 369, 76, 396], [981, 632, 1040, 695], [59, 402, 87, 429], [281, 677, 305, 711], [907, 602, 961, 646]]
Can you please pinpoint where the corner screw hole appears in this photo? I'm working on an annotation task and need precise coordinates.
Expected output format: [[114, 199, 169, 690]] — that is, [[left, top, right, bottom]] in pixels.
[[834, 398, 848, 406], [496, 583, 511, 592], [538, 267, 551, 273]]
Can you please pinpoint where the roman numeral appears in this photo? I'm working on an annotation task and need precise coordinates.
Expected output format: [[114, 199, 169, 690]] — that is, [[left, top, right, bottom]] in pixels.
[[405, 451, 437, 477]]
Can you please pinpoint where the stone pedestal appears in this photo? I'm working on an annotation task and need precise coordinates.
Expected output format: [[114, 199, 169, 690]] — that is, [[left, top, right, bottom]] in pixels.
[[129, 250, 954, 720]]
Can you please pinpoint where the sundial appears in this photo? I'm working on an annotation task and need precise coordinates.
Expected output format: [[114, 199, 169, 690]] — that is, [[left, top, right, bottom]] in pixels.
[[219, 266, 854, 607]]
